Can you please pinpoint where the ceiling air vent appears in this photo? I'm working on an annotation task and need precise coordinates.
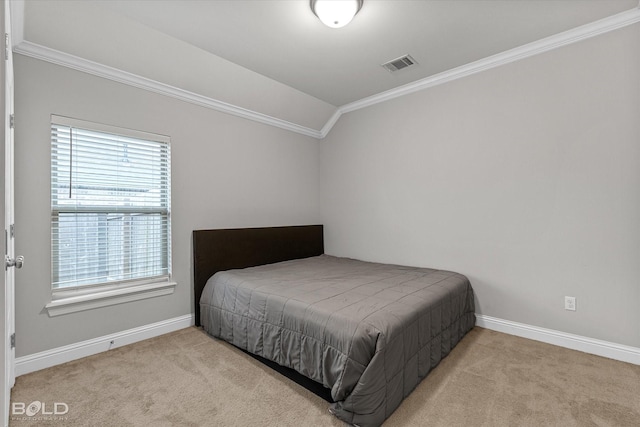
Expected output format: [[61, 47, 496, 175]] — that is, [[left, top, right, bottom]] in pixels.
[[382, 54, 417, 73]]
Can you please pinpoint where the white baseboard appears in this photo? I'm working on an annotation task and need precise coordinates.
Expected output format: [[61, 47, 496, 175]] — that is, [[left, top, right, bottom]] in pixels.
[[476, 314, 640, 366], [15, 314, 638, 377], [15, 314, 194, 376]]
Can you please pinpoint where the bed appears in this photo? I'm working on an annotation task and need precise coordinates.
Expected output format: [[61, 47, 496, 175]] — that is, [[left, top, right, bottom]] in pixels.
[[193, 225, 475, 426]]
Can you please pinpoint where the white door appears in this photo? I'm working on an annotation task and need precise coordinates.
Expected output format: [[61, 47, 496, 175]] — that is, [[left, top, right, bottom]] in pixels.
[[2, 0, 16, 425]]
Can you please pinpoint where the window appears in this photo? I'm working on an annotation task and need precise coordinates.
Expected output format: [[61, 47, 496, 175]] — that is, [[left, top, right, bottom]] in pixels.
[[47, 116, 174, 316]]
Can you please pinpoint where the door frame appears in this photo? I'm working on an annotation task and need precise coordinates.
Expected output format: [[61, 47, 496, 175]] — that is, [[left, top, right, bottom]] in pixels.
[[2, 0, 15, 425]]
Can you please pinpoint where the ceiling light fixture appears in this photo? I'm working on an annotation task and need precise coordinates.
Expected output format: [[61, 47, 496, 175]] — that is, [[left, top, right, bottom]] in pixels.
[[310, 0, 363, 29]]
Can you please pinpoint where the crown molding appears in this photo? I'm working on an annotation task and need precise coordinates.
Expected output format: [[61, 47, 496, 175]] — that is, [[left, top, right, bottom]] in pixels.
[[13, 41, 324, 139], [337, 7, 640, 118], [10, 5, 640, 140], [319, 109, 342, 138]]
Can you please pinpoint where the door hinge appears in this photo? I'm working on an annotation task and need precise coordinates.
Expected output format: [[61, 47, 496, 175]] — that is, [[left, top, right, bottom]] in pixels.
[[10, 114, 14, 129], [4, 33, 8, 61], [10, 333, 15, 349], [10, 224, 14, 239]]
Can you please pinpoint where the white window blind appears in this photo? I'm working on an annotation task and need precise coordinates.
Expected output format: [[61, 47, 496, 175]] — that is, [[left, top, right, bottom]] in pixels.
[[51, 116, 171, 290]]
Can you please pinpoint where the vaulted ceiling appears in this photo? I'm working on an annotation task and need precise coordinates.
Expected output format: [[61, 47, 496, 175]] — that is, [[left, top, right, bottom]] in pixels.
[[11, 0, 640, 138]]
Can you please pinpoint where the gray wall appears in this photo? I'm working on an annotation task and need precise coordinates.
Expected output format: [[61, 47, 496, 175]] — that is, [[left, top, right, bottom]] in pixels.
[[14, 22, 640, 357], [320, 24, 640, 348], [14, 55, 320, 356]]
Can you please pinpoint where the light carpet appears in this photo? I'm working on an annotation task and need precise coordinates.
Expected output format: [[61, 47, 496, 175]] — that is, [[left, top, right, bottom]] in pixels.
[[9, 327, 640, 426]]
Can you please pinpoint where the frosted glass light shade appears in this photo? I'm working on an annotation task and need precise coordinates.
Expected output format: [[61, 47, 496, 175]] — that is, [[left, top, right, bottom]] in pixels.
[[311, 0, 363, 29]]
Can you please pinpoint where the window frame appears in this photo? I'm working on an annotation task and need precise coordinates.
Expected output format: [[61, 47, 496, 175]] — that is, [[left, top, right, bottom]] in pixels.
[[46, 115, 175, 316]]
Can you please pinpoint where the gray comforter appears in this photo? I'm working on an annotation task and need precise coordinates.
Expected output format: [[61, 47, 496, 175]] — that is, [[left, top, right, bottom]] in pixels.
[[200, 255, 475, 426]]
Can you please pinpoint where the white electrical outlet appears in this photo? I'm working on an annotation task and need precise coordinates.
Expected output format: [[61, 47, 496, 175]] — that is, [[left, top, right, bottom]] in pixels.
[[564, 296, 576, 311]]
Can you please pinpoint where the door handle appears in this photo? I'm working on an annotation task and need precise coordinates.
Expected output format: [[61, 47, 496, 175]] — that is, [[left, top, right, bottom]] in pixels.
[[5, 255, 24, 270]]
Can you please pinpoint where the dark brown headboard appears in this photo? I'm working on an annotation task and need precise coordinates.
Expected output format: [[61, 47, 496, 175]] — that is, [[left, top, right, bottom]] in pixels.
[[192, 225, 324, 326]]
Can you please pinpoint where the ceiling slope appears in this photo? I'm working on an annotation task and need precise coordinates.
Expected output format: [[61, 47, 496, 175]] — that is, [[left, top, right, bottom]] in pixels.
[[10, 0, 640, 139], [14, 0, 336, 137], [99, 0, 639, 106]]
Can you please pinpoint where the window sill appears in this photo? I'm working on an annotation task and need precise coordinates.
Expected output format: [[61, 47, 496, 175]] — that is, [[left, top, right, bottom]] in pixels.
[[45, 280, 177, 317]]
